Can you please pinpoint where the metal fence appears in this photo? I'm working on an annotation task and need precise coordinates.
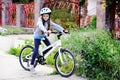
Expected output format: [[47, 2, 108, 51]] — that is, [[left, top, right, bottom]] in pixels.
[[7, 3, 16, 25], [6, 2, 34, 27], [23, 2, 34, 27]]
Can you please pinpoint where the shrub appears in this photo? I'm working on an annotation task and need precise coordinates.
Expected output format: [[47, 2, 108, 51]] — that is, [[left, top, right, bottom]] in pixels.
[[79, 0, 85, 6], [64, 22, 78, 30], [8, 39, 33, 56], [51, 9, 76, 30], [51, 9, 75, 22], [90, 16, 97, 29], [62, 30, 120, 79], [81, 31, 120, 79], [8, 46, 21, 56]]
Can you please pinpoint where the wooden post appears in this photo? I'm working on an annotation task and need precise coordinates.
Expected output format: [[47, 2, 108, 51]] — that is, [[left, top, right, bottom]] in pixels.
[[34, 0, 44, 26], [96, 0, 106, 29]]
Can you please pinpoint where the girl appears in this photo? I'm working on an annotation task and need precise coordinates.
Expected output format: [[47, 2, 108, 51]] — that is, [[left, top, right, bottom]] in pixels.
[[30, 7, 65, 73]]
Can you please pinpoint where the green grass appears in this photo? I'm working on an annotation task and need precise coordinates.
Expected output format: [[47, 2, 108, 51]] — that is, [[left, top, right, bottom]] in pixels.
[[0, 27, 28, 36], [6, 27, 27, 34], [46, 52, 55, 65], [79, 27, 96, 32]]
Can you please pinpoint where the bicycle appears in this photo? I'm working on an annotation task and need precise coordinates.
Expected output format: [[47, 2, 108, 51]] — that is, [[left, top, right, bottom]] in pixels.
[[19, 31, 77, 77]]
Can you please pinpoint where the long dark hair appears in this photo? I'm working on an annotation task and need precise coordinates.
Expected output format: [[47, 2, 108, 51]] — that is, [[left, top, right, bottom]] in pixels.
[[41, 13, 51, 30]]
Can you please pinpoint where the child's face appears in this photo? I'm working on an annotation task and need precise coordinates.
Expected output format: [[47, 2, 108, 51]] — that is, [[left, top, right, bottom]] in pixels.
[[42, 14, 50, 21]]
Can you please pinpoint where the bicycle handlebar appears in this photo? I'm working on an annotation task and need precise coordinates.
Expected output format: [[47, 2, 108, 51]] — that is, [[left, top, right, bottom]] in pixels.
[[51, 30, 69, 34], [52, 30, 69, 39], [45, 30, 69, 39]]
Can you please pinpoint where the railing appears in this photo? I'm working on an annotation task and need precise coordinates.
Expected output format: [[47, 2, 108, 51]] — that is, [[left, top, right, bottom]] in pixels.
[[6, 2, 34, 27], [23, 2, 34, 27], [8, 3, 16, 25]]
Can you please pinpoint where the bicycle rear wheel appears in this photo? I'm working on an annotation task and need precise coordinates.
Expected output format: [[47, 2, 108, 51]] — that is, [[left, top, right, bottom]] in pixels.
[[55, 49, 76, 77], [19, 45, 37, 71]]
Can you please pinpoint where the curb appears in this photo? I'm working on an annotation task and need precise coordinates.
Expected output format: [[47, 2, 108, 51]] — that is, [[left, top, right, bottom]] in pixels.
[[0, 36, 24, 51]]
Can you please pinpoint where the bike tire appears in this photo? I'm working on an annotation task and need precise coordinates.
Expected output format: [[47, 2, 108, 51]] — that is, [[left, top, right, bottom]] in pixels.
[[19, 45, 37, 71], [55, 49, 76, 77]]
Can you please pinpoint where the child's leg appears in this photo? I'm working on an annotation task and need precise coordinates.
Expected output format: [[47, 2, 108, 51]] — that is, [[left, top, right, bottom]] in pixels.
[[43, 37, 51, 46], [31, 39, 41, 65], [42, 37, 52, 54]]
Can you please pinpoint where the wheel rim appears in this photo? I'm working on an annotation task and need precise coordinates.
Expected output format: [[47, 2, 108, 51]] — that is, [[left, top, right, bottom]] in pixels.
[[20, 47, 33, 70], [56, 52, 75, 76]]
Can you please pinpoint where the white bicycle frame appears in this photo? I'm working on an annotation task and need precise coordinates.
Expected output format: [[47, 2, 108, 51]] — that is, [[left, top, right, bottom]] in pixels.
[[39, 38, 64, 64]]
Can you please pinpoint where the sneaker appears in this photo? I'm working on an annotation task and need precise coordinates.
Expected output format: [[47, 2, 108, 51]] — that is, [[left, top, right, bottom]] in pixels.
[[29, 65, 36, 74], [38, 57, 46, 65]]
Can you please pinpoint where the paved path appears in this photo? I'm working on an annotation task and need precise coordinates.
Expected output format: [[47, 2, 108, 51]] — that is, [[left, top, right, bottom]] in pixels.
[[0, 35, 86, 80], [0, 50, 85, 80]]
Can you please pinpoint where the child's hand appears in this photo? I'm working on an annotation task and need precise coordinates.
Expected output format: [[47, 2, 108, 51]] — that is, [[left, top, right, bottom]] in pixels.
[[47, 30, 51, 34], [46, 30, 51, 36]]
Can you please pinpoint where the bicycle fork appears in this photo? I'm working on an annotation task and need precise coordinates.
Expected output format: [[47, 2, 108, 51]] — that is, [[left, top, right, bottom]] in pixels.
[[58, 47, 68, 65]]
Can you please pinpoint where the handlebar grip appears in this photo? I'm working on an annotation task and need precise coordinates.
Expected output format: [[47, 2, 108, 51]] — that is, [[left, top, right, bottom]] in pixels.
[[51, 30, 69, 34], [51, 31, 58, 34], [63, 30, 69, 34]]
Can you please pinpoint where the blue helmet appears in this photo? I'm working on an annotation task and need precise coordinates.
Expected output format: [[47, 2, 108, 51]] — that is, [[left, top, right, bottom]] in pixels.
[[40, 7, 51, 15]]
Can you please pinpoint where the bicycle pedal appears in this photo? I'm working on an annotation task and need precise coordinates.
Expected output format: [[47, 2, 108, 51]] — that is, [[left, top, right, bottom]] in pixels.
[[41, 61, 47, 65], [23, 59, 28, 62], [38, 59, 47, 65]]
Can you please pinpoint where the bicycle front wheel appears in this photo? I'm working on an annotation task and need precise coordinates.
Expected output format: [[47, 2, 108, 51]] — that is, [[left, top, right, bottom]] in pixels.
[[55, 49, 76, 77], [19, 45, 37, 71]]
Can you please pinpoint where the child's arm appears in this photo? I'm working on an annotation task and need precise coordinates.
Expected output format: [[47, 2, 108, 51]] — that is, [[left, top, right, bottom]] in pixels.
[[50, 20, 64, 32]]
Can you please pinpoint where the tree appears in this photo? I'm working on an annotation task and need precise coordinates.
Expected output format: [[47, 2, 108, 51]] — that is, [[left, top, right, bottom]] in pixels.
[[79, 0, 85, 6]]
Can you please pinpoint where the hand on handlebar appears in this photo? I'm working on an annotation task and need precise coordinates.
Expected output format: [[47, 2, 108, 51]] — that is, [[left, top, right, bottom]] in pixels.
[[47, 30, 51, 34], [44, 30, 51, 36], [45, 30, 69, 37]]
